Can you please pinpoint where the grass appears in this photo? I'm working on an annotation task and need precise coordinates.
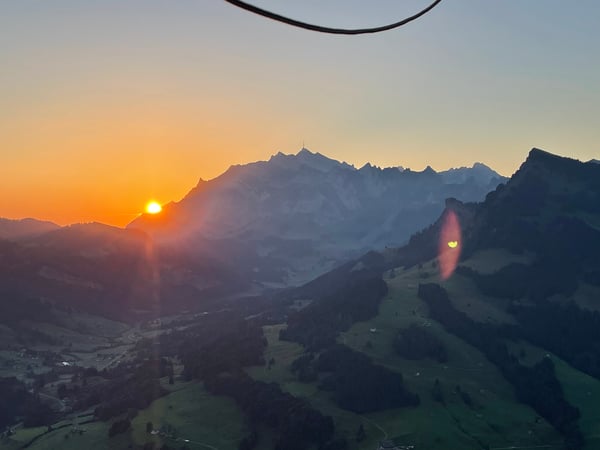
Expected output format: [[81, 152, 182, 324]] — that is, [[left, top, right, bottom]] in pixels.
[[5, 426, 48, 446], [11, 246, 600, 450], [247, 325, 385, 450], [339, 264, 560, 449], [443, 271, 515, 325], [130, 380, 248, 450], [555, 358, 600, 450], [8, 380, 248, 450], [19, 422, 120, 450], [550, 282, 600, 313], [459, 248, 532, 274], [507, 340, 600, 450], [246, 265, 562, 450]]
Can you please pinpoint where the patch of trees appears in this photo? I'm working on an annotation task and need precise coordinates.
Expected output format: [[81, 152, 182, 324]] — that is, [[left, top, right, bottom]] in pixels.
[[295, 345, 420, 414], [0, 377, 55, 428], [0, 290, 55, 325], [135, 312, 264, 362], [22, 397, 55, 427], [510, 300, 600, 381], [290, 353, 318, 382], [108, 418, 130, 437], [204, 371, 340, 450], [458, 240, 600, 383], [93, 361, 167, 421], [175, 319, 342, 450], [393, 324, 448, 363], [431, 379, 444, 404], [179, 321, 266, 381], [280, 277, 388, 350], [455, 385, 473, 408], [583, 269, 600, 287], [418, 283, 583, 449], [238, 429, 258, 450], [456, 261, 578, 302]]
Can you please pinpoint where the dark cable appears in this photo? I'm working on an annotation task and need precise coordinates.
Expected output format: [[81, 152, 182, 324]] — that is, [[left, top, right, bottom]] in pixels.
[[223, 0, 443, 35]]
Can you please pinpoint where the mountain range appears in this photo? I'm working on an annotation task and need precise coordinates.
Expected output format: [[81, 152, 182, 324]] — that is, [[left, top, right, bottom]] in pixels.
[[0, 149, 506, 322], [2, 147, 600, 450], [128, 148, 506, 286]]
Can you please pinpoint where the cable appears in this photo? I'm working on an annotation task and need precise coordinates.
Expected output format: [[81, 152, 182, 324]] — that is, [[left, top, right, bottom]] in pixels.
[[223, 0, 443, 35]]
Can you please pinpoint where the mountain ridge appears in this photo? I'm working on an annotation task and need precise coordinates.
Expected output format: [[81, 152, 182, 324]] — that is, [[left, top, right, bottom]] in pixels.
[[128, 147, 506, 286], [0, 217, 60, 240]]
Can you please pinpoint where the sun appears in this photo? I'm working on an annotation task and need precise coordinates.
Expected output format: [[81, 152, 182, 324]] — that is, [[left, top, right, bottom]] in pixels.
[[447, 240, 458, 249], [145, 201, 162, 214]]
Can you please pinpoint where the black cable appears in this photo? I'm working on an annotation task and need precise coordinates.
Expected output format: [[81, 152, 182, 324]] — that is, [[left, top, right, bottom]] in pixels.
[[223, 0, 443, 35]]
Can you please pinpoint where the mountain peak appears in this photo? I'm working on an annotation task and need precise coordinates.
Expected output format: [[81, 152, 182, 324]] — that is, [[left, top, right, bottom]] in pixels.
[[266, 147, 353, 173], [297, 147, 313, 156], [472, 162, 491, 170], [519, 147, 592, 176], [527, 147, 560, 162]]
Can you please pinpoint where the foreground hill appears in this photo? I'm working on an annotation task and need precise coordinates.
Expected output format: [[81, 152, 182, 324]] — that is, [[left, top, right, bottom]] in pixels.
[[129, 148, 505, 286], [262, 148, 600, 449]]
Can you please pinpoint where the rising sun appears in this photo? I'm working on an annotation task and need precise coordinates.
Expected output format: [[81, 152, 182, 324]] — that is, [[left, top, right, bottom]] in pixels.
[[145, 201, 162, 214]]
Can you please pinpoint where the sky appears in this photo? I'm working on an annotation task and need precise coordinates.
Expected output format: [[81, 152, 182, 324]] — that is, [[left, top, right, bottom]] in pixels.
[[2, 0, 600, 226]]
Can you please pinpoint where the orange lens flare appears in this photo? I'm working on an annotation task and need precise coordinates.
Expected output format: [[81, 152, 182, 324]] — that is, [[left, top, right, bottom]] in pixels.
[[438, 210, 461, 280]]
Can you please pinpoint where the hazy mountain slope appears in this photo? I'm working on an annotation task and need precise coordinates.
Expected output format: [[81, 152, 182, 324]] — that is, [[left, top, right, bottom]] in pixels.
[[0, 217, 60, 240], [129, 148, 506, 286], [0, 223, 249, 322]]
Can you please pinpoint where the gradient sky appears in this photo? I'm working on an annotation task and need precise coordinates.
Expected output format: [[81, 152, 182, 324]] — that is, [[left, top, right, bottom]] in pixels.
[[2, 1, 599, 226]]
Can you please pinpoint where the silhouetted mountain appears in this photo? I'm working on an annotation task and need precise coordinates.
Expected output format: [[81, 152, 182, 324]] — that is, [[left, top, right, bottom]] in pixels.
[[298, 148, 600, 293], [0, 217, 59, 240], [129, 148, 506, 286], [0, 222, 250, 322]]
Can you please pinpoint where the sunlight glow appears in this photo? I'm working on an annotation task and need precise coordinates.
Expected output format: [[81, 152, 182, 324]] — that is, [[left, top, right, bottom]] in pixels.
[[145, 201, 162, 214]]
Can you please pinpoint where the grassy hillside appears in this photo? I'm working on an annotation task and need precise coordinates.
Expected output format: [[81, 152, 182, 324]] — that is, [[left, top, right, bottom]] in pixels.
[[6, 253, 600, 449], [130, 381, 248, 450], [4, 380, 249, 450], [246, 256, 570, 450], [506, 340, 600, 450]]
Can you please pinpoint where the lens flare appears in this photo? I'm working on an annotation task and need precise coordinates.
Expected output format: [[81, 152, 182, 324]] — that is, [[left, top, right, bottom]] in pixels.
[[438, 210, 461, 280]]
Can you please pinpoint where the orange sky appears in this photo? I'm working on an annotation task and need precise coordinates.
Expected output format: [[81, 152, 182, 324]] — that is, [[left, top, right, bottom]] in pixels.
[[2, 1, 599, 227]]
